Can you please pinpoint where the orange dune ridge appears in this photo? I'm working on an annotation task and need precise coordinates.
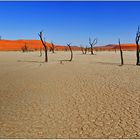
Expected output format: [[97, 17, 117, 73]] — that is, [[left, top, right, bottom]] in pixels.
[[0, 40, 137, 51], [0, 40, 81, 51], [95, 44, 137, 51]]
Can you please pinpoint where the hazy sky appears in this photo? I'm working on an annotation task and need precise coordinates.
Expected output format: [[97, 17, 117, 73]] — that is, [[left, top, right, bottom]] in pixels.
[[0, 1, 140, 46]]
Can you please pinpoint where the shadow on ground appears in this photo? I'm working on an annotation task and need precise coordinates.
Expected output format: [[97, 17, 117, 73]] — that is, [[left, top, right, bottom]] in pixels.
[[95, 62, 135, 66], [17, 60, 44, 64]]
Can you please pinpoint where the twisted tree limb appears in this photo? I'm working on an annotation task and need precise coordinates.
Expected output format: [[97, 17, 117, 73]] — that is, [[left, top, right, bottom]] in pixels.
[[89, 37, 97, 55], [118, 39, 124, 65], [135, 26, 140, 65], [38, 32, 48, 62]]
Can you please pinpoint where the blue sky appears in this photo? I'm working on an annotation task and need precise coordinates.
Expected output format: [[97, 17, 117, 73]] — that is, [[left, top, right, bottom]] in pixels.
[[0, 1, 140, 46]]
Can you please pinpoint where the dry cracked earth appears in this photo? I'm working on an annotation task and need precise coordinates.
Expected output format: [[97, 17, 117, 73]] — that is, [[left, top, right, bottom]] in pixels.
[[0, 51, 140, 138]]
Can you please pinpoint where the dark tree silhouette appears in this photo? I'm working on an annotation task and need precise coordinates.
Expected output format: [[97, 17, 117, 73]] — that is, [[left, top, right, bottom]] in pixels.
[[85, 46, 88, 54], [49, 47, 52, 52], [21, 43, 28, 52], [135, 26, 140, 65], [38, 32, 48, 62], [67, 43, 73, 61], [65, 47, 68, 51], [118, 39, 124, 65], [59, 43, 73, 64], [89, 37, 97, 55], [51, 42, 55, 53], [0, 36, 1, 40], [114, 47, 116, 53], [80, 45, 84, 54]]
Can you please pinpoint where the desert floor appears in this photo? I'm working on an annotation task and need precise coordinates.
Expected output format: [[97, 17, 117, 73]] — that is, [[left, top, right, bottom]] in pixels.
[[0, 51, 140, 138]]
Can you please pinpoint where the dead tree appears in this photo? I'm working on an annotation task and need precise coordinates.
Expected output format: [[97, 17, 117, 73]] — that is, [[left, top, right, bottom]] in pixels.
[[118, 39, 124, 65], [38, 32, 48, 62], [80, 45, 84, 54], [67, 43, 73, 61], [0, 36, 1, 40], [65, 47, 68, 51], [24, 43, 28, 52], [85, 46, 88, 54], [21, 43, 28, 52], [114, 47, 116, 53], [89, 37, 97, 55], [51, 42, 55, 53], [135, 26, 140, 65], [59, 43, 73, 64], [21, 47, 25, 52], [49, 47, 52, 52]]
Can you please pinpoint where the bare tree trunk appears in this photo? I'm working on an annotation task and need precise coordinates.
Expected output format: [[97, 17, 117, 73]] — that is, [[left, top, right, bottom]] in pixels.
[[136, 43, 139, 65], [21, 43, 28, 52], [44, 48, 48, 62], [60, 43, 73, 64], [118, 39, 124, 65], [80, 46, 84, 54], [38, 32, 48, 62], [89, 37, 97, 55], [114, 48, 116, 53], [91, 44, 93, 54], [85, 46, 87, 54], [49, 47, 52, 52], [65, 48, 67, 51], [51, 42, 55, 53], [136, 26, 140, 65], [24, 43, 28, 52], [67, 43, 73, 61]]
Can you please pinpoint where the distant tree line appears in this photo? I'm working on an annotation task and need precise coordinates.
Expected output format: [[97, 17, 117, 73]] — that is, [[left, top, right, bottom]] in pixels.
[[18, 26, 140, 66]]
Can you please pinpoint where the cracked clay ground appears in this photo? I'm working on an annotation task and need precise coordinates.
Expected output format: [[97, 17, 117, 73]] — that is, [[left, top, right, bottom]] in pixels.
[[0, 51, 140, 138]]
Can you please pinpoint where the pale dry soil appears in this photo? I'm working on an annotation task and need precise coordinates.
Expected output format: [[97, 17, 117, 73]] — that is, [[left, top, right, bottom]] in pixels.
[[0, 51, 140, 138]]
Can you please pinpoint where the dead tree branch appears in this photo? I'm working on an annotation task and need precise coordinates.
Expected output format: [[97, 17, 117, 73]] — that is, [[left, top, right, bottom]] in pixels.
[[135, 26, 140, 65], [80, 45, 84, 54], [118, 39, 124, 65], [51, 42, 55, 53], [21, 43, 28, 52], [89, 37, 97, 55], [38, 31, 48, 62], [67, 43, 73, 61], [59, 43, 73, 63], [85, 46, 88, 54]]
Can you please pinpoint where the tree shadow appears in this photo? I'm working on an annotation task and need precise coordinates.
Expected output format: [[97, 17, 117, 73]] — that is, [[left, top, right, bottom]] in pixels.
[[76, 53, 97, 56], [95, 62, 135, 66], [57, 59, 74, 65], [59, 59, 71, 62], [17, 60, 44, 64], [95, 62, 119, 66]]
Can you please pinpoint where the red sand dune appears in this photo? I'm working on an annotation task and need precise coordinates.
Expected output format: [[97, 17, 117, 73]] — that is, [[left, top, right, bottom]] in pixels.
[[0, 40, 81, 51], [0, 40, 137, 51], [95, 44, 137, 51]]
